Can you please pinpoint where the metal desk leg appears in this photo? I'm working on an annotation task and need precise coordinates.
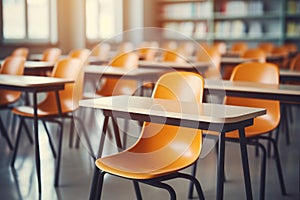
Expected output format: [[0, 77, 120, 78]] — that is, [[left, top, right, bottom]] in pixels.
[[239, 128, 253, 200], [89, 116, 109, 200], [33, 92, 42, 193], [216, 132, 225, 200]]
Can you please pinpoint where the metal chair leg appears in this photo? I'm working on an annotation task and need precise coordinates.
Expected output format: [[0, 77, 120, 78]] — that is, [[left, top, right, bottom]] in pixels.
[[11, 118, 24, 167]]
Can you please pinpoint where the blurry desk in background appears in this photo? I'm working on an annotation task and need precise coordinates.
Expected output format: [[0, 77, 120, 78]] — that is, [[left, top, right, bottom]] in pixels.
[[79, 95, 266, 200], [279, 70, 300, 83], [138, 61, 210, 74], [24, 61, 55, 75], [84, 65, 165, 96], [204, 79, 300, 102], [0, 74, 73, 194]]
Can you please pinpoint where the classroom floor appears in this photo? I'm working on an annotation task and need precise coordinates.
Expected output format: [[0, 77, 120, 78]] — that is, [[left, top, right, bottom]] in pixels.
[[0, 105, 299, 200]]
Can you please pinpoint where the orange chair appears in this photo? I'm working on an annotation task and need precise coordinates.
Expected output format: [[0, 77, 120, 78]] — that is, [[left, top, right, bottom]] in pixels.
[[11, 47, 29, 58], [257, 42, 275, 54], [0, 56, 26, 150], [91, 43, 111, 60], [242, 48, 266, 63], [196, 46, 221, 79], [68, 48, 91, 66], [91, 71, 205, 200], [290, 53, 300, 71], [213, 41, 227, 55], [41, 48, 62, 62], [161, 49, 187, 63], [10, 58, 89, 186], [230, 42, 248, 55], [270, 46, 289, 69], [137, 41, 158, 61], [206, 62, 287, 199]]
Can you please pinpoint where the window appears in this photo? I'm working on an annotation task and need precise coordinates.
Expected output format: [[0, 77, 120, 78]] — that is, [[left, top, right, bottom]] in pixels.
[[2, 0, 58, 43], [86, 0, 123, 41]]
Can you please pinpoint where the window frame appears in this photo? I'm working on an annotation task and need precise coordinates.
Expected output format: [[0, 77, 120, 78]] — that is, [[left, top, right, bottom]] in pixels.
[[0, 0, 58, 45]]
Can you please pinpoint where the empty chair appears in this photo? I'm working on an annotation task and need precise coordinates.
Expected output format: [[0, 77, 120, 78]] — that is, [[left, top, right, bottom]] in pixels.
[[0, 56, 26, 150], [230, 42, 248, 55], [95, 52, 139, 97], [271, 46, 289, 69], [11, 58, 87, 187], [257, 42, 275, 54], [11, 47, 29, 58], [161, 50, 187, 63], [91, 43, 111, 60], [242, 48, 266, 63], [68, 48, 91, 66], [91, 71, 205, 200], [204, 62, 287, 199], [196, 46, 221, 79], [290, 53, 300, 71], [138, 41, 159, 61], [41, 48, 62, 62]]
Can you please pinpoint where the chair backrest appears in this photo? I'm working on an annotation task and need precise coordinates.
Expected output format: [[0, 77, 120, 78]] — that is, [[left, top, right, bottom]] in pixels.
[[161, 50, 187, 63], [68, 48, 91, 65], [38, 58, 83, 113], [290, 53, 300, 71], [230, 42, 248, 55], [226, 62, 280, 132], [116, 42, 134, 54], [91, 43, 111, 60], [0, 56, 25, 105], [11, 47, 29, 58], [96, 52, 139, 96], [42, 48, 62, 62], [177, 42, 196, 57], [213, 42, 227, 55], [257, 42, 275, 54], [197, 46, 221, 79], [128, 72, 204, 168], [242, 48, 266, 63]]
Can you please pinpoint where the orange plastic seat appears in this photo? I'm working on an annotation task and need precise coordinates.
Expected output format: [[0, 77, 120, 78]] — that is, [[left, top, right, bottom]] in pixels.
[[208, 62, 286, 199], [92, 71, 205, 200], [271, 46, 289, 69], [0, 56, 25, 150], [11, 58, 88, 187], [11, 47, 29, 58], [41, 48, 62, 62], [161, 49, 187, 63], [68, 48, 91, 66], [242, 48, 266, 63]]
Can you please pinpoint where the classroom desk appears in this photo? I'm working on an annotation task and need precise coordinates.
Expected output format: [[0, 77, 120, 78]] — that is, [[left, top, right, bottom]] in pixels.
[[279, 69, 300, 83], [220, 57, 256, 66], [24, 61, 55, 75], [79, 95, 266, 200], [0, 74, 73, 193], [84, 65, 166, 96], [138, 60, 210, 74], [204, 79, 300, 102]]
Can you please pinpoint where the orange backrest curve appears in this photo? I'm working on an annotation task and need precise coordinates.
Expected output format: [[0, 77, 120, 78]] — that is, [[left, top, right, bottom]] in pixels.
[[0, 56, 25, 105], [290, 53, 300, 71], [42, 48, 62, 62], [38, 58, 83, 113], [242, 48, 266, 63], [12, 47, 29, 58], [129, 72, 204, 168]]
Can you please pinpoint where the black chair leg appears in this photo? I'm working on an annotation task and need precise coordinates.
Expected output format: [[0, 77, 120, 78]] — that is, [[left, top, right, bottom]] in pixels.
[[145, 181, 176, 200], [178, 172, 205, 200], [188, 160, 198, 198], [23, 119, 33, 144], [54, 120, 63, 187], [133, 181, 142, 200], [95, 171, 106, 200], [42, 121, 57, 158], [11, 118, 24, 167]]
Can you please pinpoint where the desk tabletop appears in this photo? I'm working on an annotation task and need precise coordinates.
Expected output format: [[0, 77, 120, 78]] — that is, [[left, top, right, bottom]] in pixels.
[[220, 57, 257, 65], [0, 74, 73, 88], [205, 79, 300, 102], [84, 65, 165, 79], [138, 61, 210, 73], [79, 95, 265, 125]]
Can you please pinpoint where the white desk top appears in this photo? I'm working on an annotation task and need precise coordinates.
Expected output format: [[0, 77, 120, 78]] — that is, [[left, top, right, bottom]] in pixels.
[[79, 95, 265, 125], [0, 74, 73, 87]]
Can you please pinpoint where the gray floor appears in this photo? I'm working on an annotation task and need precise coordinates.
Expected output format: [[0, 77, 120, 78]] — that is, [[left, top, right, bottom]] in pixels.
[[0, 105, 299, 200]]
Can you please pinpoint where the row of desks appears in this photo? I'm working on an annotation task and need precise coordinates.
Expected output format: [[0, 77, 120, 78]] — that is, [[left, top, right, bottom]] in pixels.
[[1, 58, 300, 199]]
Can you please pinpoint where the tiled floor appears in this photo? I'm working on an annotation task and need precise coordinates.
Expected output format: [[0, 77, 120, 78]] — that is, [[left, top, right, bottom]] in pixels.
[[0, 105, 299, 200]]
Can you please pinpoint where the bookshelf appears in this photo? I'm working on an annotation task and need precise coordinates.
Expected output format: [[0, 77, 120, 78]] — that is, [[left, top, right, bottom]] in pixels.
[[156, 0, 300, 48]]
